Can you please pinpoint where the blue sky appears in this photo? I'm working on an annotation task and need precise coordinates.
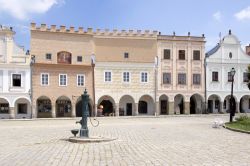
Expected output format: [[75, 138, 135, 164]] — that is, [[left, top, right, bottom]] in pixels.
[[0, 0, 250, 51]]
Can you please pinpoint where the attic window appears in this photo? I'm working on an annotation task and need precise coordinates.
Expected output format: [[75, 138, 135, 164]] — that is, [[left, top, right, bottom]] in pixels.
[[229, 52, 232, 59]]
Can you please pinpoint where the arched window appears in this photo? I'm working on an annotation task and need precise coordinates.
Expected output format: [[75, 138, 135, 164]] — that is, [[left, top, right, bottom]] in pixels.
[[57, 51, 72, 64]]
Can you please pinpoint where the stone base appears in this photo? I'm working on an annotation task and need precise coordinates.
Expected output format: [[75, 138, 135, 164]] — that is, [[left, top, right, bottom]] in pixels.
[[68, 136, 116, 143]]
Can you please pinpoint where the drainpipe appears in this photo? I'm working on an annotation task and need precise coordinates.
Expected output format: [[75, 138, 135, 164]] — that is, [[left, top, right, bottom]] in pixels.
[[91, 54, 96, 117], [154, 56, 158, 116], [30, 55, 35, 118], [204, 56, 207, 114]]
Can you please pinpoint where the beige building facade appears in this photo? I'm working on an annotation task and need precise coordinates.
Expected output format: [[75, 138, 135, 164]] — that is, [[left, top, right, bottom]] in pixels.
[[30, 23, 94, 118], [157, 34, 206, 115], [94, 30, 158, 116]]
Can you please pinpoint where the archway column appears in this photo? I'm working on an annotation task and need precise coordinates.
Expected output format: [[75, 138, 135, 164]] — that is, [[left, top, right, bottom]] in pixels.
[[184, 102, 190, 114], [32, 104, 37, 118], [135, 103, 139, 115], [168, 102, 174, 115], [115, 103, 119, 116], [9, 107, 15, 119], [155, 102, 159, 116], [71, 102, 76, 117], [236, 102, 239, 113], [52, 103, 56, 118], [220, 102, 223, 113]]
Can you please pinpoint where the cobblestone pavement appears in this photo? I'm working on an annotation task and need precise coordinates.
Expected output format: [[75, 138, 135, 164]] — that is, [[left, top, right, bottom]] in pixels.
[[0, 115, 249, 166]]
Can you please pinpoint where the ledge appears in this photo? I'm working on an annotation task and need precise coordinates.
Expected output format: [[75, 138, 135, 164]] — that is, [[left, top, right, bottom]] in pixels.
[[223, 124, 250, 134]]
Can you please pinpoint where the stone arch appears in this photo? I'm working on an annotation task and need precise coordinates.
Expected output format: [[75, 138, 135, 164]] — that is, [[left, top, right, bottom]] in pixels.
[[56, 96, 72, 117], [138, 95, 154, 115], [0, 98, 10, 116], [190, 94, 204, 114], [159, 94, 169, 115], [119, 95, 135, 116], [97, 95, 115, 116], [37, 96, 52, 118], [208, 94, 221, 113], [239, 95, 250, 113], [14, 97, 31, 119], [174, 94, 184, 114]]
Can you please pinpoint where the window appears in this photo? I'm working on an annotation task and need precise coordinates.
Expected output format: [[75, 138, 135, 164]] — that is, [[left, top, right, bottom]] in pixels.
[[59, 74, 67, 86], [77, 74, 85, 86], [228, 72, 233, 82], [104, 71, 112, 82], [215, 100, 219, 109], [141, 72, 148, 83], [163, 49, 170, 59], [41, 73, 49, 86], [124, 52, 129, 58], [46, 53, 52, 60], [18, 104, 27, 114], [179, 50, 185, 60], [77, 56, 82, 62], [163, 73, 171, 84], [12, 74, 21, 87], [212, 72, 218, 82], [193, 50, 200, 60], [123, 72, 130, 82], [57, 51, 72, 64], [243, 72, 249, 82], [0, 103, 9, 114], [193, 74, 201, 85], [178, 73, 186, 84]]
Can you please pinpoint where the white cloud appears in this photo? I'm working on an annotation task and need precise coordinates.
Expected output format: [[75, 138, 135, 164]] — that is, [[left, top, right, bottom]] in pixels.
[[213, 11, 222, 21], [235, 6, 250, 21], [0, 0, 64, 20]]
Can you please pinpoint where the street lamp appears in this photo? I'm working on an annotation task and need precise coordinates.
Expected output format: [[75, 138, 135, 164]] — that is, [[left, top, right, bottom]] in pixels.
[[229, 67, 236, 122]]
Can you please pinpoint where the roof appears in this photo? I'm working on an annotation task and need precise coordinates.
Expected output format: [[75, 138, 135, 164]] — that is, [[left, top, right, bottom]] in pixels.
[[206, 43, 220, 57]]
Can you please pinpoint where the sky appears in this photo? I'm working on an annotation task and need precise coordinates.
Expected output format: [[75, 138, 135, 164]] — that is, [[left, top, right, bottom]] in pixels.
[[0, 0, 250, 51]]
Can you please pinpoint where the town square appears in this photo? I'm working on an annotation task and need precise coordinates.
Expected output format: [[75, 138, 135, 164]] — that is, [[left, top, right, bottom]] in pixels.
[[1, 0, 250, 165]]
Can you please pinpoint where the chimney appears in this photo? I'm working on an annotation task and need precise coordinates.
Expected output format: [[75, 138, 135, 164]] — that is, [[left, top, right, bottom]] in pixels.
[[246, 44, 250, 56]]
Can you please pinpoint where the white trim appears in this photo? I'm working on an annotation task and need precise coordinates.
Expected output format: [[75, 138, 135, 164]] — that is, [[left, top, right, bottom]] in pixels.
[[140, 71, 148, 83], [77, 74, 85, 87], [40, 73, 49, 86], [59, 74, 67, 86], [122, 71, 131, 83], [104, 70, 112, 82]]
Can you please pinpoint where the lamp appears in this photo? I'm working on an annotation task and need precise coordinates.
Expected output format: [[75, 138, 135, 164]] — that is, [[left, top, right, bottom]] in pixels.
[[229, 67, 236, 122]]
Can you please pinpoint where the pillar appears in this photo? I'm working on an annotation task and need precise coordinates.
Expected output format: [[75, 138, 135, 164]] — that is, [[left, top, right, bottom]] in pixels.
[[52, 103, 56, 118], [236, 102, 239, 113], [32, 104, 37, 118], [168, 102, 174, 115], [184, 102, 190, 114], [94, 104, 97, 117], [219, 102, 223, 113], [135, 103, 139, 116], [155, 102, 159, 116], [115, 103, 119, 117], [9, 107, 15, 119], [71, 103, 76, 117]]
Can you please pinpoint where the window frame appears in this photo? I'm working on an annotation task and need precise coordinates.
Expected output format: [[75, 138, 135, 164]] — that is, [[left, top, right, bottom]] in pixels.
[[243, 72, 249, 83], [77, 56, 83, 62], [40, 73, 49, 86], [178, 50, 185, 60], [163, 72, 171, 84], [11, 73, 22, 87], [140, 72, 148, 83], [193, 74, 201, 85], [46, 53, 52, 60], [124, 52, 129, 59], [178, 73, 186, 85], [77, 74, 85, 87], [212, 71, 219, 82], [193, 50, 201, 60], [59, 74, 67, 86], [104, 71, 112, 82], [123, 71, 130, 83], [163, 49, 171, 60]]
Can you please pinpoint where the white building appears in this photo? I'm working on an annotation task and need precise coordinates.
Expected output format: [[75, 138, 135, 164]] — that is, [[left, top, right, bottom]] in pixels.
[[206, 30, 250, 113], [0, 26, 31, 119]]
